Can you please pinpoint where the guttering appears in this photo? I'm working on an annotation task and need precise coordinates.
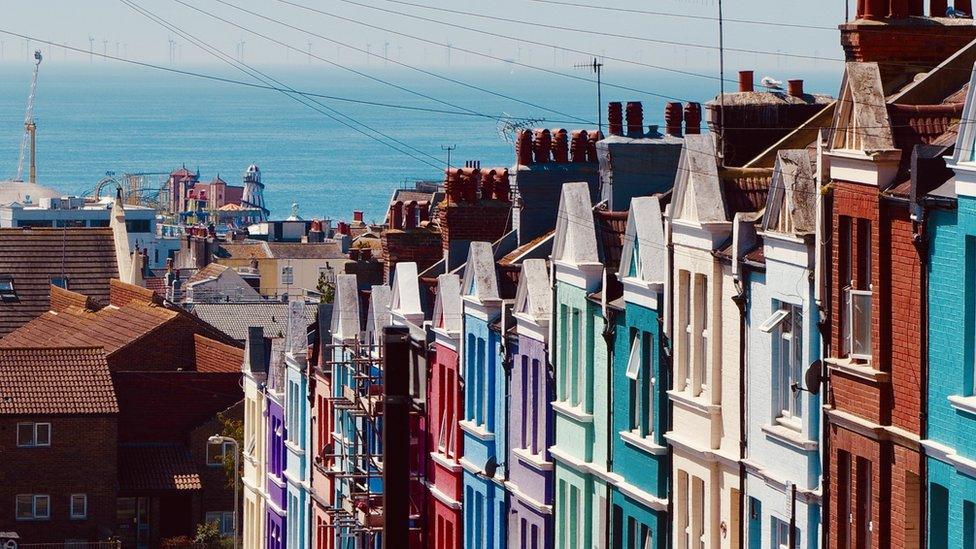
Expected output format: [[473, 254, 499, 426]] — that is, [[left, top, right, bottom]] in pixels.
[[600, 267, 618, 549], [913, 198, 932, 549]]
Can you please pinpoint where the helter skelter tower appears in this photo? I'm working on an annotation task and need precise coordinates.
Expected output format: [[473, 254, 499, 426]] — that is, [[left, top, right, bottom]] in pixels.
[[241, 164, 269, 222]]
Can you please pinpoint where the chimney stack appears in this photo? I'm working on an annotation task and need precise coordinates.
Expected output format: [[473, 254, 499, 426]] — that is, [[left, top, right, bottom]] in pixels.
[[353, 210, 364, 223], [625, 102, 644, 137], [788, 79, 804, 98], [607, 102, 623, 136], [739, 70, 754, 93], [390, 201, 403, 229], [665, 102, 683, 137], [552, 129, 569, 162], [684, 103, 702, 135], [245, 326, 268, 375]]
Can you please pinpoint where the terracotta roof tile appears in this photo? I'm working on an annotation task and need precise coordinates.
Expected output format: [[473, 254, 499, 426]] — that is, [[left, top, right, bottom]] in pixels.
[[0, 228, 119, 337], [118, 444, 202, 491], [0, 346, 118, 415], [193, 334, 245, 373]]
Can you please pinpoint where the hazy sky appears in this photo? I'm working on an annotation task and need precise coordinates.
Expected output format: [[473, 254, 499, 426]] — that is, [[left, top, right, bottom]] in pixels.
[[2, 0, 847, 75]]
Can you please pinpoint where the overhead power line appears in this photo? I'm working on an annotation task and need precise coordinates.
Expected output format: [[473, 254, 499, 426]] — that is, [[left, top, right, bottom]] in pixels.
[[119, 0, 445, 169], [196, 0, 591, 124], [525, 0, 838, 31], [356, 0, 843, 63]]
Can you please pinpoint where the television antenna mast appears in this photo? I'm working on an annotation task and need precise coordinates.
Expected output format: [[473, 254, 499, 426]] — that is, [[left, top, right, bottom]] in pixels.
[[575, 58, 603, 134]]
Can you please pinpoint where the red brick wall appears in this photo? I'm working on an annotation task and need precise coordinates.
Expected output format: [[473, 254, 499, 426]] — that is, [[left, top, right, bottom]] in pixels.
[[0, 416, 117, 542], [438, 201, 511, 252], [827, 425, 882, 549], [382, 229, 444, 284], [840, 22, 976, 83], [189, 400, 243, 525]]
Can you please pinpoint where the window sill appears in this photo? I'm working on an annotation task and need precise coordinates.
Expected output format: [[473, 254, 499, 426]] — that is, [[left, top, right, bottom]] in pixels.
[[458, 420, 495, 441], [667, 390, 720, 416], [284, 440, 305, 456], [429, 451, 462, 472], [825, 357, 889, 383], [512, 447, 553, 471], [948, 395, 976, 417], [551, 401, 594, 423], [619, 430, 667, 456], [761, 423, 818, 452]]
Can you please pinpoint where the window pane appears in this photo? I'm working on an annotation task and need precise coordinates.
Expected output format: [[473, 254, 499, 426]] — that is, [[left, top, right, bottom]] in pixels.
[[625, 335, 642, 380], [71, 494, 87, 517], [17, 423, 33, 446], [35, 495, 49, 518], [35, 423, 50, 446], [16, 495, 32, 519]]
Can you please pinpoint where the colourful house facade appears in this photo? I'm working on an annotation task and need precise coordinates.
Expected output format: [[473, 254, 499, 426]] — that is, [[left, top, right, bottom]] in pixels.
[[284, 304, 311, 549], [428, 273, 465, 549], [459, 241, 507, 549], [506, 258, 555, 549], [610, 196, 670, 549]]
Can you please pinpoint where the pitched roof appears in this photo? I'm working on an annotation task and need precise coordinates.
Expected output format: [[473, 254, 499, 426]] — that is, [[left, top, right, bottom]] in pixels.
[[672, 134, 726, 224], [594, 209, 628, 272], [762, 150, 818, 236], [514, 259, 551, 323], [619, 195, 667, 285], [118, 444, 202, 491], [0, 281, 241, 370], [432, 274, 463, 334], [0, 347, 118, 415], [0, 228, 120, 337], [186, 263, 229, 285], [266, 242, 345, 260], [462, 241, 500, 302], [217, 242, 271, 260], [330, 274, 362, 340], [193, 334, 246, 373], [551, 182, 599, 264], [831, 62, 896, 152], [192, 301, 316, 341], [390, 262, 423, 320]]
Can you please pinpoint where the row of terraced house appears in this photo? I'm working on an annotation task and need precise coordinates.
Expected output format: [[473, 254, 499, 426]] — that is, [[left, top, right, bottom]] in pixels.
[[238, 8, 976, 549]]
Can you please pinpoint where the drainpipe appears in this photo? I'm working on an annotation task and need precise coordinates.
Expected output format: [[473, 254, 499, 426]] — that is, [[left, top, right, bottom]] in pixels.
[[816, 134, 832, 549], [501, 302, 514, 485], [912, 201, 929, 549], [600, 268, 618, 549], [731, 276, 747, 549]]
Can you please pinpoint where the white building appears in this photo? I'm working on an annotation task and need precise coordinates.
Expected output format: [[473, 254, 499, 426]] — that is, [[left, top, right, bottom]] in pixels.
[[665, 134, 770, 549], [740, 150, 823, 548], [242, 327, 270, 549]]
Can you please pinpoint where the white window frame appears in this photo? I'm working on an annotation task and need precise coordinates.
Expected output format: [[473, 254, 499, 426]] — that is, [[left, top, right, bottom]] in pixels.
[[70, 493, 87, 519], [773, 517, 791, 549], [16, 494, 50, 520], [17, 422, 51, 448], [679, 271, 692, 392], [694, 274, 709, 398], [845, 287, 872, 361], [773, 303, 804, 429]]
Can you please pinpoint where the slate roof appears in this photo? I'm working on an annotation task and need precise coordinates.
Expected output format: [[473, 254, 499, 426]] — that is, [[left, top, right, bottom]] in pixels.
[[192, 301, 316, 341], [187, 263, 229, 285], [0, 228, 119, 337], [595, 209, 628, 273], [118, 444, 202, 491], [217, 242, 271, 260], [266, 242, 346, 260], [0, 347, 118, 415]]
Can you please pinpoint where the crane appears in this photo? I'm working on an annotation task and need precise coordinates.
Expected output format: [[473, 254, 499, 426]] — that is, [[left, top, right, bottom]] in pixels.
[[15, 50, 42, 183]]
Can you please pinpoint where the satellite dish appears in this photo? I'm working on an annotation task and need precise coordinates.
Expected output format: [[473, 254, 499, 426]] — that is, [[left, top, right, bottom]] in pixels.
[[805, 360, 823, 395]]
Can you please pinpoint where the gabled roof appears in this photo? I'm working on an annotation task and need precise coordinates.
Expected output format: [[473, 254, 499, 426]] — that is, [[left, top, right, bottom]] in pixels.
[[0, 228, 120, 337], [266, 242, 345, 260], [192, 301, 316, 341], [390, 262, 423, 318], [330, 274, 361, 340], [366, 285, 392, 340], [672, 134, 726, 224], [830, 62, 896, 152], [118, 444, 202, 491], [0, 347, 118, 415], [462, 241, 501, 303], [762, 150, 818, 236], [432, 274, 463, 333], [186, 263, 230, 285], [619, 195, 667, 284], [514, 259, 551, 323], [551, 181, 599, 264]]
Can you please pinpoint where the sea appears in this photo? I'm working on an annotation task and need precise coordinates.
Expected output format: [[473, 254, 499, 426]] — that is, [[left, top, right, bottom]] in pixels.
[[0, 63, 840, 222]]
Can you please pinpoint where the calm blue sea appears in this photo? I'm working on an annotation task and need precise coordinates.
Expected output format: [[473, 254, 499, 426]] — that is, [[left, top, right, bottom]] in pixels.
[[0, 63, 839, 221]]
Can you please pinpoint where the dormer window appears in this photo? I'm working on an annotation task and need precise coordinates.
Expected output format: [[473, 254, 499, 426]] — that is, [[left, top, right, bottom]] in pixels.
[[0, 277, 17, 302]]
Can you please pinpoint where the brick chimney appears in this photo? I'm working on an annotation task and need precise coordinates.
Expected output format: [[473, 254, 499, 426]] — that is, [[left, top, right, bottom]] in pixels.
[[608, 102, 623, 136], [438, 165, 512, 270], [788, 79, 804, 98], [739, 70, 754, 93], [625, 102, 644, 137], [353, 210, 364, 223]]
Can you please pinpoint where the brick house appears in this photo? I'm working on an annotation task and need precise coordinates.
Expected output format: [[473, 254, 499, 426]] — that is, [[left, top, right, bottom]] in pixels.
[[822, 56, 967, 548], [0, 280, 246, 546], [0, 347, 118, 543]]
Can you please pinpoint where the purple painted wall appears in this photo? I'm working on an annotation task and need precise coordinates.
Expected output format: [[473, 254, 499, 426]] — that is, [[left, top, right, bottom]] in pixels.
[[267, 507, 286, 549], [267, 397, 287, 512], [506, 333, 554, 549]]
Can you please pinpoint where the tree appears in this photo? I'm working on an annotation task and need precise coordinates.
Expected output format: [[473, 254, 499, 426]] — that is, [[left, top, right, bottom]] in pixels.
[[317, 270, 335, 304], [218, 413, 244, 490]]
